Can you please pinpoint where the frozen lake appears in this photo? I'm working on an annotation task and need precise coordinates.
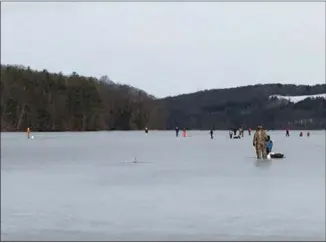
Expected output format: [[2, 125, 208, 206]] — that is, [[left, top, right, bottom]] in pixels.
[[1, 130, 325, 241]]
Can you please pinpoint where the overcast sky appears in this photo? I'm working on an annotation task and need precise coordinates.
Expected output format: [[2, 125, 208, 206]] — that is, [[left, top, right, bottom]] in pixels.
[[1, 2, 325, 97]]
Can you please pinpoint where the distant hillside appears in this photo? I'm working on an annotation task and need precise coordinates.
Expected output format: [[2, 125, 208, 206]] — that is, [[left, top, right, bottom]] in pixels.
[[1, 65, 165, 131], [1, 64, 325, 131], [160, 84, 326, 130]]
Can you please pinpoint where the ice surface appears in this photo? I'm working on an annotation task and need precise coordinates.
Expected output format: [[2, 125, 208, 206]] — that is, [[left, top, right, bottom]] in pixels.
[[1, 130, 325, 241]]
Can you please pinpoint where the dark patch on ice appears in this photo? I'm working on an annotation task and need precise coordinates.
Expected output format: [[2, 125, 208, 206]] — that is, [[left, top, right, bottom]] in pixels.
[[120, 160, 154, 164]]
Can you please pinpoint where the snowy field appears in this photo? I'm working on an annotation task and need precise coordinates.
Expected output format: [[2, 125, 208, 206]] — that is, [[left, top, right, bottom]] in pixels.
[[269, 93, 326, 103]]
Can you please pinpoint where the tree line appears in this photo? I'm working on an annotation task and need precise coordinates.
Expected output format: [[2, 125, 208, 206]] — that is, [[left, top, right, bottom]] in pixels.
[[1, 64, 325, 131], [1, 65, 166, 131]]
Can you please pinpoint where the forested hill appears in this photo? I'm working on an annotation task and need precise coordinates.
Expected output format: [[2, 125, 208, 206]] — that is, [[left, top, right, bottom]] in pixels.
[[1, 65, 166, 131], [161, 84, 326, 130], [1, 64, 325, 131]]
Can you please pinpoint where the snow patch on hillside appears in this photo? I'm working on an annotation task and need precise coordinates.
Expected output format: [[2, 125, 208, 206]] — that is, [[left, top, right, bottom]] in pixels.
[[269, 93, 326, 103]]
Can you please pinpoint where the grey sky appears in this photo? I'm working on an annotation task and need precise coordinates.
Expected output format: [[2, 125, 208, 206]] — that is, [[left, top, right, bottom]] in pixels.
[[1, 2, 325, 98]]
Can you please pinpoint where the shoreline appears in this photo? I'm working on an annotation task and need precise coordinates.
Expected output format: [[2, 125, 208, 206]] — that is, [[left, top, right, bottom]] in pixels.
[[1, 129, 324, 133]]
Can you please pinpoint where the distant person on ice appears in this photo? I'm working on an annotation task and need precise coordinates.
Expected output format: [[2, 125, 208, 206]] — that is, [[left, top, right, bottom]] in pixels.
[[248, 127, 251, 136], [239, 126, 244, 137], [175, 126, 180, 137], [183, 128, 187, 137], [145, 127, 148, 134], [285, 128, 290, 137], [233, 128, 237, 136], [253, 125, 268, 159], [210, 129, 214, 139], [229, 129, 233, 139], [27, 127, 31, 139]]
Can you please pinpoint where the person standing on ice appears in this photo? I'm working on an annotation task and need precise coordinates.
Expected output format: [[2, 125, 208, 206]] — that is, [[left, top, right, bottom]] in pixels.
[[175, 126, 180, 137], [253, 125, 268, 159], [210, 129, 214, 139]]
